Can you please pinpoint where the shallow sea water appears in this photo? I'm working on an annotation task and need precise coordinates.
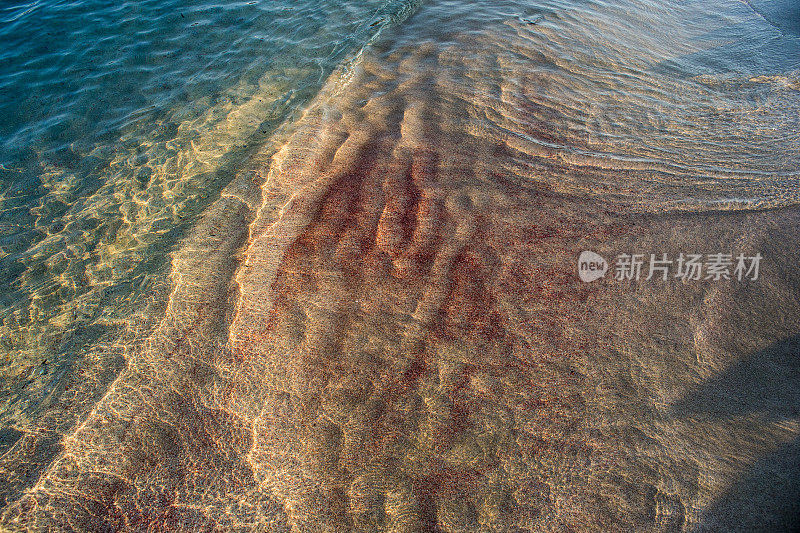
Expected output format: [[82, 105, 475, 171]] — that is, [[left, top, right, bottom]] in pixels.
[[1, 0, 799, 530], [0, 0, 417, 507]]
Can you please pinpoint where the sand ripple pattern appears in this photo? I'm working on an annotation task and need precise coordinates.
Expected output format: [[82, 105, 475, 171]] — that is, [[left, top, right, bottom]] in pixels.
[[3, 1, 800, 531]]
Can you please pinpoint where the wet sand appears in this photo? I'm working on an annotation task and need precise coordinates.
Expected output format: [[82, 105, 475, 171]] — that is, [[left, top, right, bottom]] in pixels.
[[2, 2, 800, 531]]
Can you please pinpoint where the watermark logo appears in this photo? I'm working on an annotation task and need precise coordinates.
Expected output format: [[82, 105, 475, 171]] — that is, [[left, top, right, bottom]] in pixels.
[[578, 251, 608, 282], [577, 251, 762, 283]]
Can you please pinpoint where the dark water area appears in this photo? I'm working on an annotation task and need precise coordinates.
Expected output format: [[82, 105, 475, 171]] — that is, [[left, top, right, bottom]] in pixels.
[[1, 0, 799, 530], [746, 0, 800, 37]]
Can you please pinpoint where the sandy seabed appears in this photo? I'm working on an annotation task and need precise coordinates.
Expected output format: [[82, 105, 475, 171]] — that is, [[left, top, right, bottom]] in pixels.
[[2, 7, 800, 532]]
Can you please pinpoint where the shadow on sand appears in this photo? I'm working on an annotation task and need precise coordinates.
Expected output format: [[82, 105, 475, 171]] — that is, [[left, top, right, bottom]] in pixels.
[[671, 335, 800, 532]]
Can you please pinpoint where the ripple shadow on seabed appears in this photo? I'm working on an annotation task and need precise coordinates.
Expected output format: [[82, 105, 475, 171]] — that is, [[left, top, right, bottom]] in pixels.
[[0, 102, 293, 515], [2, 1, 800, 528], [672, 335, 800, 532]]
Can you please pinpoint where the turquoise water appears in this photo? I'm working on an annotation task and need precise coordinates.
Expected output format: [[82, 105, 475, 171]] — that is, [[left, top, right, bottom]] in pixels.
[[0, 0, 419, 436]]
